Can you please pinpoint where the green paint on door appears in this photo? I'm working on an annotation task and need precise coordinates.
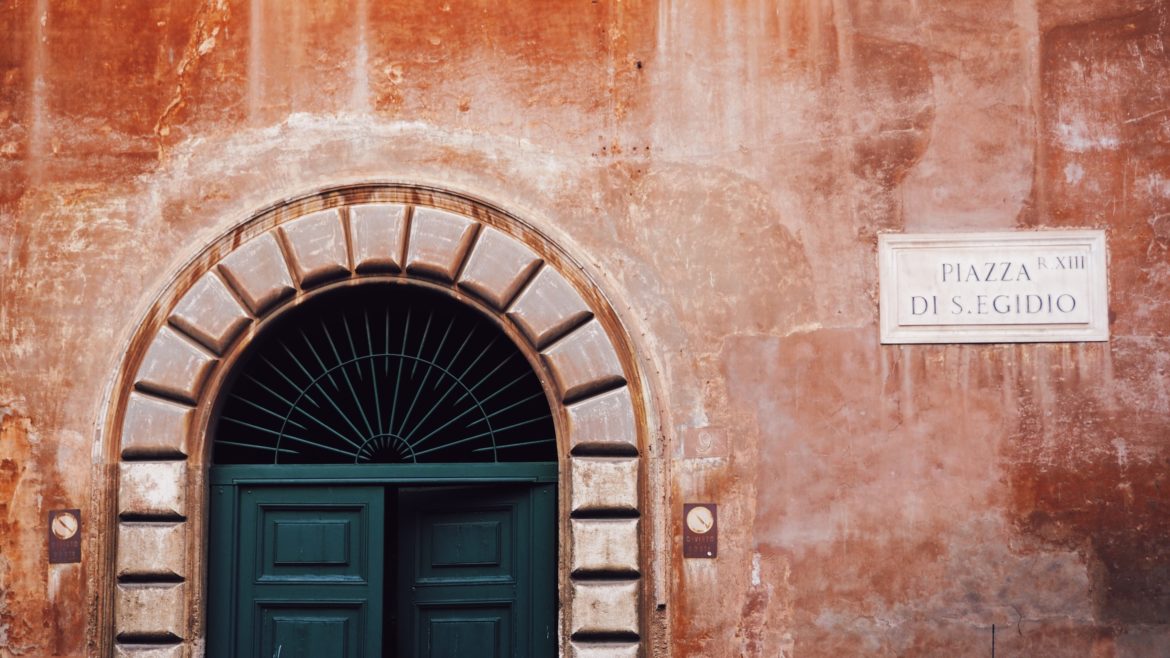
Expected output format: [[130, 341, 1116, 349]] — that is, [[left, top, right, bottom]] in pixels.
[[273, 520, 351, 565], [208, 467, 556, 658]]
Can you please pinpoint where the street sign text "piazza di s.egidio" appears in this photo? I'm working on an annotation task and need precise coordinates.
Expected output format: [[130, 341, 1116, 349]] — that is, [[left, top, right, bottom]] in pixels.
[[878, 231, 1108, 344]]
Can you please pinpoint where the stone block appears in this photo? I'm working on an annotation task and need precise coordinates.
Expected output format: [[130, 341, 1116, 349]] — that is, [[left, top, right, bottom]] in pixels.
[[120, 393, 193, 459], [169, 270, 251, 355], [115, 583, 186, 641], [571, 518, 640, 575], [350, 203, 408, 272], [116, 522, 186, 580], [570, 579, 640, 637], [571, 457, 639, 515], [566, 386, 638, 455], [118, 462, 186, 519], [457, 226, 542, 309], [134, 327, 215, 405], [507, 266, 592, 349], [217, 231, 296, 314], [542, 319, 626, 402], [570, 642, 642, 658], [404, 207, 476, 281], [114, 644, 187, 658], [279, 209, 350, 286]]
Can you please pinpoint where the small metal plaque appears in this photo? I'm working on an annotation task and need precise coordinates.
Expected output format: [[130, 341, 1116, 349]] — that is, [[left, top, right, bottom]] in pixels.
[[48, 509, 81, 564], [683, 503, 717, 558], [879, 231, 1109, 344]]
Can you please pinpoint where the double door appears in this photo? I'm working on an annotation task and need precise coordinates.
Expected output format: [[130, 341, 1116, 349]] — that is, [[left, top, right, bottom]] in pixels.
[[207, 466, 556, 658]]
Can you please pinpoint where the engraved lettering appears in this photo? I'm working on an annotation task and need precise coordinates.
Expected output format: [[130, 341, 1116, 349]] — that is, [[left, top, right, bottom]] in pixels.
[[940, 261, 1034, 283], [911, 296, 931, 316]]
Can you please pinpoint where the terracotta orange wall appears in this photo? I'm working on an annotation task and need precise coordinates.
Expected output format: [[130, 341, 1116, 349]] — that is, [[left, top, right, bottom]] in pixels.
[[2, 1, 1169, 656]]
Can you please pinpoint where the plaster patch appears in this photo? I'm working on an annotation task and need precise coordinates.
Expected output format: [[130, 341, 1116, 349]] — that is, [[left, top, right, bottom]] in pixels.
[[1112, 437, 1128, 469], [1054, 119, 1120, 152], [1145, 173, 1170, 198]]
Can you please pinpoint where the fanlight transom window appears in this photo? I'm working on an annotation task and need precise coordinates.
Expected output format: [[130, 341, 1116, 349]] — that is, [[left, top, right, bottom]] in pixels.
[[213, 283, 556, 464]]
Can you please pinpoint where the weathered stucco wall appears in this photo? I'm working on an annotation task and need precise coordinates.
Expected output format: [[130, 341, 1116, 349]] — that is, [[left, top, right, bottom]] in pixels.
[[1, 0, 1168, 656]]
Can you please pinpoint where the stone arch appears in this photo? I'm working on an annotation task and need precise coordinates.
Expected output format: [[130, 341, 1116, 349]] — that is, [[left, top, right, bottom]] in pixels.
[[104, 185, 648, 657]]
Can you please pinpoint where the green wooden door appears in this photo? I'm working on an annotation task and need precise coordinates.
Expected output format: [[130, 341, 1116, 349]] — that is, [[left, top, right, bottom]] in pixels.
[[397, 484, 556, 658], [209, 485, 385, 658], [208, 474, 556, 658]]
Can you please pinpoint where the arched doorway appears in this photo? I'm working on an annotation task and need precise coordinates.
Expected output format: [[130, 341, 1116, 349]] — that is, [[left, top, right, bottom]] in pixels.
[[104, 187, 648, 657], [206, 282, 558, 656]]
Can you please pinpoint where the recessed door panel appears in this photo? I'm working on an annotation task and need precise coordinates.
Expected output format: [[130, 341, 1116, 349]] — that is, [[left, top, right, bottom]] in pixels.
[[272, 520, 350, 566], [423, 607, 510, 658], [260, 604, 362, 658], [430, 519, 503, 567], [235, 486, 385, 658], [419, 508, 513, 581]]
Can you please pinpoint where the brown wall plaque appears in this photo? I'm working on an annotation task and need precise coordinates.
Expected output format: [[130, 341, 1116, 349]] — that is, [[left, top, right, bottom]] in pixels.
[[48, 509, 81, 564], [683, 503, 717, 558]]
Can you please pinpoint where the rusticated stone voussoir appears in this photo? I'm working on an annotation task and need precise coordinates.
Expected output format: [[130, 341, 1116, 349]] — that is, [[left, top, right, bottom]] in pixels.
[[458, 225, 542, 310], [350, 203, 408, 272], [120, 392, 193, 459], [115, 583, 187, 642], [405, 207, 477, 281], [216, 231, 296, 314], [278, 208, 350, 286], [571, 456, 639, 514], [508, 265, 593, 349], [116, 521, 187, 580], [542, 319, 626, 402], [133, 328, 216, 405], [571, 517, 640, 575], [570, 579, 640, 637], [168, 270, 251, 355], [566, 386, 638, 455], [118, 462, 187, 519]]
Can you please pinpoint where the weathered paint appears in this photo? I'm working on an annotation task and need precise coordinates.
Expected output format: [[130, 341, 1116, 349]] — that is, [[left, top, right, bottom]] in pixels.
[[1, 0, 1169, 656]]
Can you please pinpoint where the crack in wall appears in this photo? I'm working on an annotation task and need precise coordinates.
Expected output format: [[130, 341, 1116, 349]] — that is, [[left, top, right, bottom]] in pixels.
[[154, 0, 232, 146]]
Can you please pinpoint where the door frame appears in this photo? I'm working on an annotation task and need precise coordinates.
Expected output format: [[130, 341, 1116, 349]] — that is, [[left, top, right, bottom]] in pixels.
[[207, 462, 558, 658]]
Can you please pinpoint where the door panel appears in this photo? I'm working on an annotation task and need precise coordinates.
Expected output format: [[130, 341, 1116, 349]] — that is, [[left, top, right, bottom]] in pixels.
[[422, 606, 510, 658], [398, 485, 556, 658], [260, 605, 362, 658], [236, 486, 385, 658], [417, 507, 514, 581]]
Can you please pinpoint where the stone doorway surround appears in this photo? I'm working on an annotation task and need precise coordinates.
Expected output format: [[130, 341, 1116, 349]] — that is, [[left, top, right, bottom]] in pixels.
[[101, 185, 650, 657]]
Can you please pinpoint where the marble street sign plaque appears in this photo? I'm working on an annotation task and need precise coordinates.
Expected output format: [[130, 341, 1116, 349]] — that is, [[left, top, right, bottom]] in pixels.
[[879, 231, 1108, 344]]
